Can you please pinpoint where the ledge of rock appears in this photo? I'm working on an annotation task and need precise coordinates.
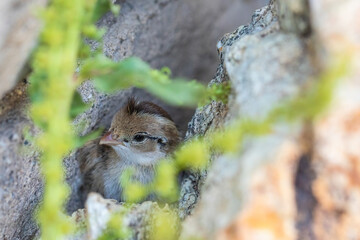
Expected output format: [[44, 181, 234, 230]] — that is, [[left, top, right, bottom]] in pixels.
[[69, 193, 178, 240], [0, 0, 48, 99], [180, 0, 360, 240]]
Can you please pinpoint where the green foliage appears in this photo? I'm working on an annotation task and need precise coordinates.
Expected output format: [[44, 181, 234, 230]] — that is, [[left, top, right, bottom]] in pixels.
[[208, 81, 231, 104], [175, 139, 210, 170], [28, 0, 112, 239], [98, 211, 131, 240], [80, 55, 230, 107], [150, 209, 180, 240], [69, 92, 90, 120], [75, 128, 104, 148], [120, 167, 150, 202], [153, 161, 179, 201], [92, 0, 120, 22]]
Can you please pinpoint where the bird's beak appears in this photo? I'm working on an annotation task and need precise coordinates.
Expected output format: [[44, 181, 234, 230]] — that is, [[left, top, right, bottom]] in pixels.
[[99, 132, 124, 146]]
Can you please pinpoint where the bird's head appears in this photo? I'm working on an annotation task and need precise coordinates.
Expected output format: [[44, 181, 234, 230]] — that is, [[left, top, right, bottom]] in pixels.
[[100, 98, 181, 166]]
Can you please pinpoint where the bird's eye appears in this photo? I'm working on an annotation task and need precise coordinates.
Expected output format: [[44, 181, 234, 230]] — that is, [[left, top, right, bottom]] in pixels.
[[157, 137, 167, 145], [133, 134, 146, 143]]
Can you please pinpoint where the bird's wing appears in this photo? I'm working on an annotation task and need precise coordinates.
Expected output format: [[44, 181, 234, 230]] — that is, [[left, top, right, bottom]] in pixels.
[[76, 137, 110, 173]]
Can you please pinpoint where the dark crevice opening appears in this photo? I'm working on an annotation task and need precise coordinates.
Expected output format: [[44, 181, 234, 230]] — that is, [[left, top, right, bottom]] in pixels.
[[295, 153, 317, 240]]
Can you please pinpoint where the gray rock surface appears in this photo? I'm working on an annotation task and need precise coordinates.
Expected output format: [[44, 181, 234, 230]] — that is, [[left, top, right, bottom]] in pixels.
[[180, 0, 313, 238], [0, 0, 47, 99], [0, 82, 42, 240], [179, 0, 309, 219], [69, 193, 178, 240]]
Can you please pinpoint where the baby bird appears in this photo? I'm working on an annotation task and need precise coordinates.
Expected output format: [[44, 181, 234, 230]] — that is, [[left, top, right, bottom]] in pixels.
[[77, 98, 181, 203]]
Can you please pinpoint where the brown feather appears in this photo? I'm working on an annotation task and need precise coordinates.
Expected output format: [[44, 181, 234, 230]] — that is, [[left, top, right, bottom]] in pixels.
[[126, 97, 173, 121], [76, 98, 181, 203]]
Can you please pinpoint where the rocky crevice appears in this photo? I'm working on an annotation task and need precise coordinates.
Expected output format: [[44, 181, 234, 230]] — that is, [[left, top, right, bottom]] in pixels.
[[2, 0, 360, 239]]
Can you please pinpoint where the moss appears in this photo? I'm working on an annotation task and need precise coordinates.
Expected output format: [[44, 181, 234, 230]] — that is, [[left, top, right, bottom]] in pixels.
[[28, 0, 101, 238]]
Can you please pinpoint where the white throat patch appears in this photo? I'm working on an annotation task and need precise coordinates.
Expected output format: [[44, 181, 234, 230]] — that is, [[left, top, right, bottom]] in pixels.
[[111, 145, 166, 166]]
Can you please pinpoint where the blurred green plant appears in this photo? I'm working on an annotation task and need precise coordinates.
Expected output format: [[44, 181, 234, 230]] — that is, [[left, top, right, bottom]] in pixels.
[[98, 211, 131, 240], [79, 55, 230, 107], [150, 208, 180, 240], [28, 0, 101, 238]]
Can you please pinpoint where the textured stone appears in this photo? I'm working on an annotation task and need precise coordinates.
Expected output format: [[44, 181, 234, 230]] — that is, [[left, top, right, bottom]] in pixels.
[[312, 80, 360, 239], [226, 32, 311, 119], [181, 0, 360, 240], [0, 82, 42, 240], [180, 0, 314, 239], [216, 131, 302, 240], [0, 0, 47, 98], [275, 0, 311, 36], [179, 0, 312, 221], [309, 0, 360, 59], [69, 193, 178, 240], [309, 0, 360, 239]]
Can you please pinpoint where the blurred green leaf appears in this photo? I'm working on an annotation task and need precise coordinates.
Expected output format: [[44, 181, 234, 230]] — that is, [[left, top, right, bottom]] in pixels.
[[98, 211, 131, 240], [74, 128, 103, 149], [208, 81, 231, 103], [145, 78, 207, 106], [153, 160, 179, 202], [92, 0, 120, 22], [175, 139, 209, 170], [80, 56, 218, 107], [69, 92, 90, 120], [81, 56, 150, 89]]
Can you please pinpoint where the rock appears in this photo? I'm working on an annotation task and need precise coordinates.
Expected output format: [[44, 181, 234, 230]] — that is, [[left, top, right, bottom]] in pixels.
[[85, 194, 123, 240], [181, 0, 360, 240], [68, 209, 87, 240], [70, 193, 178, 240], [275, 0, 311, 36], [309, 0, 360, 59], [0, 0, 47, 98], [206, 130, 302, 240], [311, 77, 360, 239], [0, 82, 42, 240], [179, 0, 312, 220], [308, 0, 360, 239]]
